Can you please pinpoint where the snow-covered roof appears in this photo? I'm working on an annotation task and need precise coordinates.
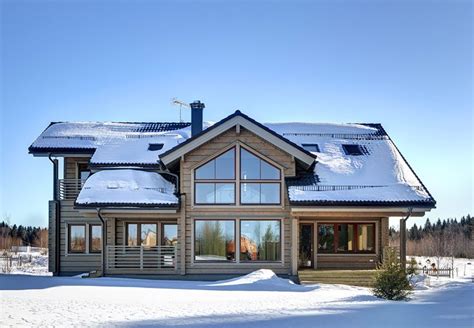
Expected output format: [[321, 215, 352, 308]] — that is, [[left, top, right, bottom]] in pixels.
[[266, 123, 434, 206], [75, 169, 179, 207], [29, 121, 191, 152]]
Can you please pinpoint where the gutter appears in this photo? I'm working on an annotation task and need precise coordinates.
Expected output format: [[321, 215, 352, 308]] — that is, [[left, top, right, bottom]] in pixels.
[[48, 154, 60, 276], [96, 208, 106, 277]]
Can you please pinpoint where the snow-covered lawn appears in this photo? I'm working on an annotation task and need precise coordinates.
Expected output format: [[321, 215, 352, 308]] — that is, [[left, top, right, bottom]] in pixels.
[[0, 252, 50, 276], [1, 269, 473, 328]]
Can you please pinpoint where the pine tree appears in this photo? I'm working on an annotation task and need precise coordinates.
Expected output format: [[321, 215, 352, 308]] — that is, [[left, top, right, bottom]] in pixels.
[[373, 247, 412, 300]]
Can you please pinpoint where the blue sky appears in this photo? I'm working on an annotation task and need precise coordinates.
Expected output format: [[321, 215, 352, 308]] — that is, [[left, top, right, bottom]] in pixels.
[[1, 0, 472, 228]]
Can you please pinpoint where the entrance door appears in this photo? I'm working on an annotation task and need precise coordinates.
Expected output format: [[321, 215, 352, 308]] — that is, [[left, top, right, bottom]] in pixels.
[[299, 224, 313, 268]]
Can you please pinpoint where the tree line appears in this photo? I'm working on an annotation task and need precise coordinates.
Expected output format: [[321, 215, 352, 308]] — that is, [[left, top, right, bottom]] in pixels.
[[389, 214, 473, 258], [0, 221, 48, 250]]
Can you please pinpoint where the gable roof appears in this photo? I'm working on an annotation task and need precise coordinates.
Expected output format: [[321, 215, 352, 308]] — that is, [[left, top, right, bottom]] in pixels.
[[159, 110, 317, 167], [29, 121, 191, 155]]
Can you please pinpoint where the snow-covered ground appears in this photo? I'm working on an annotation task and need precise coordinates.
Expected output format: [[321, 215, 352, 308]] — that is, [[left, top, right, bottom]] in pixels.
[[1, 269, 473, 328], [0, 252, 50, 276]]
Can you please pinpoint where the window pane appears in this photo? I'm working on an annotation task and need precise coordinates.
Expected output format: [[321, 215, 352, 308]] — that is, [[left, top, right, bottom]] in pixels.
[[240, 220, 281, 261], [90, 225, 102, 252], [215, 183, 235, 204], [195, 161, 215, 179], [69, 225, 85, 252], [141, 224, 157, 246], [240, 183, 260, 203], [127, 224, 138, 246], [260, 183, 280, 204], [215, 149, 235, 179], [162, 224, 178, 246], [337, 224, 354, 252], [195, 220, 235, 261], [240, 149, 260, 180], [358, 224, 375, 252], [195, 183, 215, 204], [318, 224, 334, 253], [261, 161, 280, 180]]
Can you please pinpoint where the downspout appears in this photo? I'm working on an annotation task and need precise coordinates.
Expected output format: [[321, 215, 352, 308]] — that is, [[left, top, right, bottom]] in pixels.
[[97, 208, 106, 277], [399, 207, 413, 271], [48, 154, 60, 276]]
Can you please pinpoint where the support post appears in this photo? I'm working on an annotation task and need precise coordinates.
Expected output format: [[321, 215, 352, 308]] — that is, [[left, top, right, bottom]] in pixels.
[[290, 215, 298, 276], [399, 218, 406, 270]]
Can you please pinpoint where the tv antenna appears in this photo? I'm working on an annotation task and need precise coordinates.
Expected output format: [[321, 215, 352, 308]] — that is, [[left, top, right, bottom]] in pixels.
[[171, 98, 191, 122]]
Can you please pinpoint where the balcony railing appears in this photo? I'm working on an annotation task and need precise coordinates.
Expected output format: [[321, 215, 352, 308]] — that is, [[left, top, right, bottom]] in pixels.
[[58, 179, 86, 200], [106, 245, 177, 273]]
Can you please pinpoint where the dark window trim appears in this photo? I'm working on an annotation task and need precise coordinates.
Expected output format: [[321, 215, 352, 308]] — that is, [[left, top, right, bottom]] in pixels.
[[317, 222, 376, 254], [239, 182, 281, 205], [193, 219, 237, 263], [68, 224, 86, 253], [125, 222, 158, 247], [194, 182, 236, 205], [161, 223, 178, 246], [239, 147, 281, 181], [89, 224, 102, 253], [194, 147, 236, 181], [239, 219, 282, 262], [301, 143, 320, 152]]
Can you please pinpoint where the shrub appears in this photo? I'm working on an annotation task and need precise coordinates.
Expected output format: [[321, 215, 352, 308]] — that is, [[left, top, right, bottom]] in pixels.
[[373, 247, 412, 300], [406, 257, 418, 276]]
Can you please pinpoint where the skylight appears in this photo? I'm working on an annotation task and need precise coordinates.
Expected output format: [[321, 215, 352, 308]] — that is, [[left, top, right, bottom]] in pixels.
[[148, 143, 164, 151], [342, 144, 368, 156], [302, 143, 320, 152]]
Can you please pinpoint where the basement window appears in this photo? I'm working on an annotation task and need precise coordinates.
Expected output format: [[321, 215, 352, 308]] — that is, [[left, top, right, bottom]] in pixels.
[[148, 143, 164, 151], [342, 144, 368, 156], [302, 143, 320, 152]]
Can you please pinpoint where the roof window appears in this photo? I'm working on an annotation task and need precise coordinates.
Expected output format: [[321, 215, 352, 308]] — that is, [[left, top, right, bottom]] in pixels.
[[148, 143, 164, 151], [302, 143, 320, 152], [342, 144, 368, 156]]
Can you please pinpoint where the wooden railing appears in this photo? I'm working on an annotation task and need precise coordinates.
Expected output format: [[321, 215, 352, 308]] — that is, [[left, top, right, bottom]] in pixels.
[[58, 179, 86, 200], [106, 245, 177, 272]]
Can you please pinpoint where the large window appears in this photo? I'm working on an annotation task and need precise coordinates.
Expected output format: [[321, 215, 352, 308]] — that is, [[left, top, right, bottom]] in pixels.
[[68, 224, 86, 253], [127, 223, 157, 247], [194, 220, 235, 261], [318, 223, 375, 254], [193, 219, 282, 263], [240, 220, 281, 261], [194, 146, 281, 205], [194, 149, 236, 204], [89, 225, 102, 253]]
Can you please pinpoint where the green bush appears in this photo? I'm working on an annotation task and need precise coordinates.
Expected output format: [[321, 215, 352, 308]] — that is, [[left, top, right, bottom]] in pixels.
[[406, 257, 418, 276], [372, 247, 412, 300]]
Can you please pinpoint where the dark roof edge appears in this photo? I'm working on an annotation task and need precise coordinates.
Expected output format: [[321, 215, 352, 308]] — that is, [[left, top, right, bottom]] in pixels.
[[289, 199, 436, 208], [29, 146, 96, 155], [383, 127, 436, 204], [74, 202, 180, 209], [160, 110, 317, 162]]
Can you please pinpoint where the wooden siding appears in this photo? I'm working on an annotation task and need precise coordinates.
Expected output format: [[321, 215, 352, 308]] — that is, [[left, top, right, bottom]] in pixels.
[[181, 127, 296, 275], [48, 200, 58, 273]]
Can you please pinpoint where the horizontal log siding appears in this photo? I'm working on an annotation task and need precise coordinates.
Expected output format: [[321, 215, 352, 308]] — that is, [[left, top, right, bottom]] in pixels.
[[182, 127, 295, 275], [59, 200, 102, 274]]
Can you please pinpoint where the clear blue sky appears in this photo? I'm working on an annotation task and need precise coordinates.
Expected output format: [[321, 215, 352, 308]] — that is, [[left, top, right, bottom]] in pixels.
[[1, 0, 472, 228]]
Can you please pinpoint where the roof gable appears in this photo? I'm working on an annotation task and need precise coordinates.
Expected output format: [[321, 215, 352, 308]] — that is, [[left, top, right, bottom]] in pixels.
[[160, 110, 316, 167]]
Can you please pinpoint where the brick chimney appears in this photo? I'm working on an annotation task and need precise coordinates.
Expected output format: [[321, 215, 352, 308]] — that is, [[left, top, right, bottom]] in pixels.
[[190, 100, 205, 136]]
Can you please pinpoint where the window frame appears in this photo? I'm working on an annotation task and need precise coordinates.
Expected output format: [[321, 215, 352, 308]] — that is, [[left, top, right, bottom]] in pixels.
[[89, 224, 102, 253], [125, 222, 158, 247], [193, 219, 237, 263], [239, 182, 281, 205], [239, 219, 282, 263], [194, 182, 236, 205], [161, 223, 178, 246], [192, 143, 284, 207], [68, 224, 86, 254], [301, 143, 320, 152], [317, 222, 376, 254]]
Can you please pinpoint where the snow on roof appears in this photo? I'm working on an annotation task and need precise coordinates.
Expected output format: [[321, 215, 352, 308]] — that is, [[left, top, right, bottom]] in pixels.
[[30, 121, 192, 150], [75, 169, 178, 206], [265, 122, 434, 205]]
